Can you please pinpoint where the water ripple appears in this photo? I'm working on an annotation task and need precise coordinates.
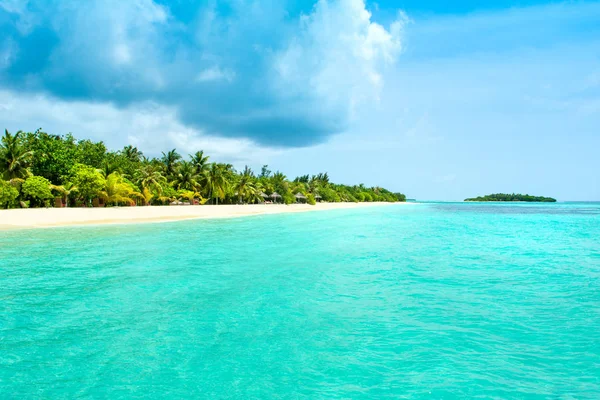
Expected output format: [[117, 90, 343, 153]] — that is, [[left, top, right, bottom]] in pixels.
[[1, 203, 599, 398]]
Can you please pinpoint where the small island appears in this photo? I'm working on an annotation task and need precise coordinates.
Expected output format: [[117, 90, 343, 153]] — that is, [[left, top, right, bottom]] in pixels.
[[464, 193, 556, 202]]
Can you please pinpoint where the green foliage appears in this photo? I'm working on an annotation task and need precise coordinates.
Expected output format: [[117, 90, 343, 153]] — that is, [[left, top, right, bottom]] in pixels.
[[161, 184, 178, 202], [173, 161, 201, 191], [320, 187, 341, 202], [465, 193, 556, 202], [69, 164, 106, 206], [1, 129, 33, 180], [0, 128, 408, 208], [307, 193, 316, 205], [190, 151, 210, 175], [24, 130, 108, 184], [282, 191, 295, 205], [394, 192, 407, 202], [204, 163, 232, 204], [100, 173, 140, 206], [161, 149, 182, 179], [21, 176, 53, 207], [78, 139, 107, 168], [0, 180, 19, 208], [51, 182, 78, 207], [135, 164, 166, 196]]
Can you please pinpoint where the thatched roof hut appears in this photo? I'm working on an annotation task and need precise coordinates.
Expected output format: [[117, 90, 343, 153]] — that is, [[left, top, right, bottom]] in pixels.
[[294, 193, 307, 203], [260, 192, 269, 198], [270, 192, 282, 203]]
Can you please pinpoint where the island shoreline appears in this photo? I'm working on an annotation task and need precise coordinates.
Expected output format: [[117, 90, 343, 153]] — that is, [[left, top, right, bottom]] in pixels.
[[0, 202, 412, 230]]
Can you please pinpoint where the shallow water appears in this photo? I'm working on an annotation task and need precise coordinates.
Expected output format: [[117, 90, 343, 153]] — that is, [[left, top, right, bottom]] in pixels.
[[1, 203, 599, 398]]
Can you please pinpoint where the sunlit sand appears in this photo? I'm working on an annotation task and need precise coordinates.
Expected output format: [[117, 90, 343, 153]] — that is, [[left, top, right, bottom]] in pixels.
[[0, 202, 412, 229]]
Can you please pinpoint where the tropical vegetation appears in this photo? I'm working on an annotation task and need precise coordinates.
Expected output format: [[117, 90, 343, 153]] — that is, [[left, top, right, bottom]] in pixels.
[[0, 128, 406, 209], [465, 193, 556, 202]]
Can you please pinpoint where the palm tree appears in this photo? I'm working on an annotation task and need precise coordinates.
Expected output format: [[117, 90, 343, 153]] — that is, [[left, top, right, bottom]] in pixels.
[[135, 164, 166, 195], [204, 163, 230, 205], [99, 173, 140, 206], [272, 171, 287, 186], [51, 182, 78, 207], [99, 159, 121, 177], [0, 129, 33, 180], [290, 181, 307, 195], [161, 149, 181, 178], [178, 190, 205, 205], [122, 145, 143, 163], [190, 151, 210, 175], [241, 165, 254, 177], [315, 172, 330, 185], [294, 174, 309, 183], [141, 187, 154, 206], [235, 172, 256, 204], [173, 161, 200, 191]]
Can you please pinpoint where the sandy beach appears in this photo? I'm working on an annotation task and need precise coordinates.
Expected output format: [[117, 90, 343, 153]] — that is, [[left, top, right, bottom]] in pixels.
[[0, 202, 409, 230]]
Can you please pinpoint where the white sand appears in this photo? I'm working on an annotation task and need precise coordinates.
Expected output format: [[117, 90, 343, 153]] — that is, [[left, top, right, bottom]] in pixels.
[[0, 202, 410, 230]]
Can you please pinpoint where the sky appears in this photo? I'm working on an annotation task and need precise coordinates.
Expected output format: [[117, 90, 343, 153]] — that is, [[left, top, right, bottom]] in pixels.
[[0, 0, 598, 201]]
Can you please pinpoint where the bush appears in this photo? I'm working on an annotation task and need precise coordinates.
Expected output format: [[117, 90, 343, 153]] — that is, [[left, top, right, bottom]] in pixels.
[[0, 180, 19, 208], [69, 164, 105, 205], [307, 193, 316, 205], [21, 176, 53, 207], [282, 190, 295, 205], [320, 187, 340, 202], [393, 192, 406, 202]]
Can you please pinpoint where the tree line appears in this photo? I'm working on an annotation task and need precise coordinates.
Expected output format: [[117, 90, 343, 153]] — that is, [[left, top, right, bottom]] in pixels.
[[0, 129, 406, 209], [464, 193, 556, 202]]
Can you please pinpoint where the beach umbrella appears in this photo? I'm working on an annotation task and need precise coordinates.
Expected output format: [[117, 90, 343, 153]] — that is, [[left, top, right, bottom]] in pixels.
[[294, 193, 307, 203], [260, 192, 269, 198], [270, 192, 282, 203]]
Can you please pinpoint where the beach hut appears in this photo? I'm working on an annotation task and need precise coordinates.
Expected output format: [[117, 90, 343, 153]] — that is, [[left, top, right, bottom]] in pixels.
[[270, 192, 282, 203], [92, 198, 105, 208], [315, 194, 322, 202], [294, 193, 307, 203]]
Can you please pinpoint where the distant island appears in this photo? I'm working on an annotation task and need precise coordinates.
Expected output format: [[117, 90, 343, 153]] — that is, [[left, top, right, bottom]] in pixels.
[[464, 193, 556, 202]]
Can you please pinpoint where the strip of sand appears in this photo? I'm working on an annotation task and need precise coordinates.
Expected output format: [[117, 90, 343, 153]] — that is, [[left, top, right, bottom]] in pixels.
[[0, 202, 411, 230]]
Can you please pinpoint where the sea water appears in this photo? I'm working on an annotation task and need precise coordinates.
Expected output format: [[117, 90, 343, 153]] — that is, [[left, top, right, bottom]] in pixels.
[[1, 202, 599, 398]]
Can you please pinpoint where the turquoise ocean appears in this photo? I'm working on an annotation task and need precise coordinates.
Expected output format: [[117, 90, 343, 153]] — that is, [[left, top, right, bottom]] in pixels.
[[1, 202, 599, 398]]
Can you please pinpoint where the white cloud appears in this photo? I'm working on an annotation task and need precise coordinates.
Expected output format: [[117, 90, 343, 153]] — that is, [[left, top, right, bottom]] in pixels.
[[0, 0, 407, 147], [0, 90, 281, 166], [196, 66, 236, 83], [273, 0, 404, 119], [46, 0, 169, 90], [0, 38, 15, 69]]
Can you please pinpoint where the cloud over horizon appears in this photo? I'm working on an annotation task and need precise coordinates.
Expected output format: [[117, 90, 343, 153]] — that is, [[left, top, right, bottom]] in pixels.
[[0, 0, 404, 147]]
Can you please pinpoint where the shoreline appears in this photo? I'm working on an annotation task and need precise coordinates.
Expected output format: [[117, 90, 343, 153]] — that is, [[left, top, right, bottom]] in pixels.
[[0, 202, 411, 230]]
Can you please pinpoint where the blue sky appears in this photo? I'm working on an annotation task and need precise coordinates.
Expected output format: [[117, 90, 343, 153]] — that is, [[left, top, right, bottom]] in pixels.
[[0, 0, 598, 200]]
